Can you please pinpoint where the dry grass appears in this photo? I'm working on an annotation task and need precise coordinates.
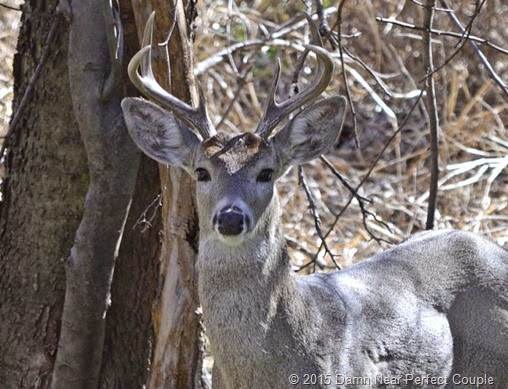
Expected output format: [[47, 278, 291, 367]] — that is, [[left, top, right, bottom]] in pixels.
[[194, 0, 508, 273], [1, 0, 506, 263], [1, 0, 506, 380]]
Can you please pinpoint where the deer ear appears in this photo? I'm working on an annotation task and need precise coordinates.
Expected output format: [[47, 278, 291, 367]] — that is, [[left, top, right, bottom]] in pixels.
[[121, 97, 200, 168], [271, 96, 346, 167]]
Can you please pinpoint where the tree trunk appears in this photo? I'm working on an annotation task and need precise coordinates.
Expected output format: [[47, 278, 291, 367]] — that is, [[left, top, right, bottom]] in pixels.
[[131, 1, 206, 388], [0, 1, 88, 386], [0, 1, 162, 388], [0, 0, 203, 387], [98, 4, 163, 387], [50, 0, 142, 386]]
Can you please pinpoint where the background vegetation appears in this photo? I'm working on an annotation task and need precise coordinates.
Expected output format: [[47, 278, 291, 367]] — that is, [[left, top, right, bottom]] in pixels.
[[0, 0, 506, 384], [2, 0, 507, 269], [192, 0, 507, 272]]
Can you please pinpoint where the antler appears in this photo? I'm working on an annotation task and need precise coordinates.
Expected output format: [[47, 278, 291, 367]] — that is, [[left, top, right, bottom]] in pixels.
[[254, 14, 334, 139], [127, 12, 215, 139]]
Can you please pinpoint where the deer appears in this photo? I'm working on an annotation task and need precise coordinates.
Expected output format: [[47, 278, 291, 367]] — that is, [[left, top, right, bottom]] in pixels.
[[121, 13, 508, 389]]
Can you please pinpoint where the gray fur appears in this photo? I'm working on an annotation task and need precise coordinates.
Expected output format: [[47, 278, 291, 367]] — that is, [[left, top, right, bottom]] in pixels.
[[273, 96, 347, 168], [121, 97, 200, 168], [123, 97, 508, 389]]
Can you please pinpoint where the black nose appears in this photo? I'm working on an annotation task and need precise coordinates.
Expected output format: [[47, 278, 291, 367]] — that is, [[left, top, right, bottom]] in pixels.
[[216, 208, 245, 236]]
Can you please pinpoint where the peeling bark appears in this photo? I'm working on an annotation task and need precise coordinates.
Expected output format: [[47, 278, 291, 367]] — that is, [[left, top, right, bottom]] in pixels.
[[131, 1, 207, 388]]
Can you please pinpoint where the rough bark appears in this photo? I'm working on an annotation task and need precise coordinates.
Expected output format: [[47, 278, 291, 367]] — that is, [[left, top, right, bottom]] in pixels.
[[50, 1, 140, 387], [0, 1, 88, 387], [1, 0, 202, 387], [99, 154, 162, 388], [98, 3, 162, 387], [131, 1, 206, 388]]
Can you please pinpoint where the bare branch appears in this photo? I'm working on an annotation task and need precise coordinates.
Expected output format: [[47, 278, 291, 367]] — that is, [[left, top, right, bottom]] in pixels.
[[133, 193, 162, 232], [0, 2, 20, 11], [302, 89, 426, 270], [423, 0, 439, 230], [410, 0, 454, 13], [320, 156, 391, 244], [216, 67, 252, 131], [375, 17, 508, 56], [438, 0, 508, 99], [298, 166, 342, 271], [336, 0, 359, 147], [342, 47, 393, 97]]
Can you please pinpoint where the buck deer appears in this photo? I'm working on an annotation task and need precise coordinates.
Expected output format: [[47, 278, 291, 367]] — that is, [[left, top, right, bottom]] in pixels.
[[121, 13, 508, 389]]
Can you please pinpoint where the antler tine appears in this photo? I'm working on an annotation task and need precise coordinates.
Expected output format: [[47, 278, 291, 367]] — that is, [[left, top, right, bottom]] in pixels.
[[127, 12, 215, 140], [255, 14, 334, 139]]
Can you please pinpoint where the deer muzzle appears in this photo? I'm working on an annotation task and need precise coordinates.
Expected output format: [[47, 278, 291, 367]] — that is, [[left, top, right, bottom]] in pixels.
[[213, 205, 250, 236]]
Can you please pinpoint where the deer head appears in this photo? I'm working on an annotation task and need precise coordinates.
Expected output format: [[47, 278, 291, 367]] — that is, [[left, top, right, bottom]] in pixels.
[[122, 13, 346, 245]]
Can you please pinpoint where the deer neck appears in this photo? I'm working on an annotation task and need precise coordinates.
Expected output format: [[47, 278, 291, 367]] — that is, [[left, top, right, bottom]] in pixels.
[[197, 194, 312, 358]]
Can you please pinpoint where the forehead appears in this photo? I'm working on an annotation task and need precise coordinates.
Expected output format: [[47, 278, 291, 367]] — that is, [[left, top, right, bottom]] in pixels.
[[199, 132, 273, 174]]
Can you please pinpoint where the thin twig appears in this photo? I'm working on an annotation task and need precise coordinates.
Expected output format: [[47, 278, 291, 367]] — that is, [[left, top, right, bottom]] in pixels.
[[216, 68, 251, 130], [422, 0, 484, 80], [298, 90, 426, 271], [0, 2, 20, 11], [336, 0, 359, 147], [298, 166, 342, 270], [313, 0, 336, 48], [286, 235, 329, 269], [423, 0, 439, 230], [410, 0, 453, 12], [133, 194, 162, 232], [343, 47, 393, 96], [320, 156, 391, 243], [1, 11, 62, 161], [375, 17, 508, 56], [450, 0, 485, 49], [438, 0, 508, 99]]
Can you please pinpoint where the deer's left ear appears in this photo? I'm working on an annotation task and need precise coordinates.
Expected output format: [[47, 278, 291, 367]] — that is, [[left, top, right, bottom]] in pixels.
[[271, 96, 346, 167]]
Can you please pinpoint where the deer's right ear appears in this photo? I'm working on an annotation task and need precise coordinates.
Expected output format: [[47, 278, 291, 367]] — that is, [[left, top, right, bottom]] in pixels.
[[121, 97, 200, 168]]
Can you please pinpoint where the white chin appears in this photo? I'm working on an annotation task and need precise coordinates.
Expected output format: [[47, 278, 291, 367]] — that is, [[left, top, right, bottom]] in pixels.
[[214, 232, 247, 246]]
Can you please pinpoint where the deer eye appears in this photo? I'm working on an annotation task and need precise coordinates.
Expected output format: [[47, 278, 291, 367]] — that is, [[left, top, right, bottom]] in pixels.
[[257, 169, 273, 183], [195, 168, 211, 182]]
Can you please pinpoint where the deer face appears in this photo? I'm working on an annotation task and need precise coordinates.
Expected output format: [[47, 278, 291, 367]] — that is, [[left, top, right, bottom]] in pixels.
[[194, 132, 277, 242], [122, 12, 346, 244], [122, 96, 346, 244]]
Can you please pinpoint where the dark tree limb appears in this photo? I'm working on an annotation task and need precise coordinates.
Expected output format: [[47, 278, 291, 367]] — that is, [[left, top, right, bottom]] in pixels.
[[0, 2, 20, 11], [51, 1, 140, 387], [423, 0, 439, 230]]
